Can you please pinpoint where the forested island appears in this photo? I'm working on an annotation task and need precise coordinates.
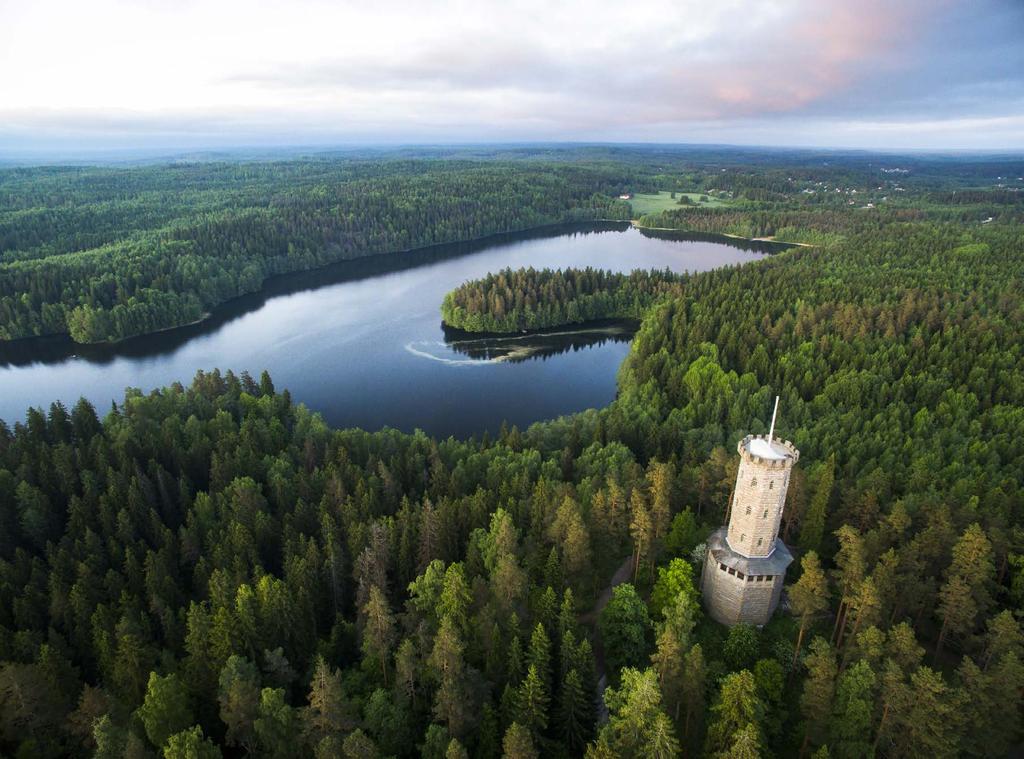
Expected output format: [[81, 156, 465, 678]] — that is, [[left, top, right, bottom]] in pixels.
[[441, 267, 685, 333], [1, 147, 1024, 758]]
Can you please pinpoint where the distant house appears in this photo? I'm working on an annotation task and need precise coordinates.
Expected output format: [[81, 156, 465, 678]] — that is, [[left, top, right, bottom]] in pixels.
[[618, 193, 632, 200]]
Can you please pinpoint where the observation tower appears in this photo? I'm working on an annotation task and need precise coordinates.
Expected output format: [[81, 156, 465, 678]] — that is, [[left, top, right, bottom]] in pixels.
[[701, 397, 800, 625]]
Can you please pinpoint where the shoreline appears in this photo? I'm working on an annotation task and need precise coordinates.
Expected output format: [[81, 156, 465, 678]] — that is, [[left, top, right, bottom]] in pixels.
[[629, 220, 814, 247], [1, 217, 800, 351], [441, 316, 640, 340], [79, 311, 213, 347], [0, 218, 632, 351]]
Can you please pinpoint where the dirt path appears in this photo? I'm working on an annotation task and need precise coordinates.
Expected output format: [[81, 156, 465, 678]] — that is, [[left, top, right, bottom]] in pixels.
[[580, 555, 634, 627], [579, 555, 634, 722]]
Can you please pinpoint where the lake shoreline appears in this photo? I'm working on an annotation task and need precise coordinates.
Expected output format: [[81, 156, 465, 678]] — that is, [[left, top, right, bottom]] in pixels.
[[630, 220, 814, 247], [0, 219, 633, 352], [440, 316, 640, 341], [0, 219, 796, 351], [0, 225, 771, 435]]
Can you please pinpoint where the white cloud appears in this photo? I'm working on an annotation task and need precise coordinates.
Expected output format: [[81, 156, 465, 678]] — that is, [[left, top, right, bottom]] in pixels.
[[0, 0, 1020, 149]]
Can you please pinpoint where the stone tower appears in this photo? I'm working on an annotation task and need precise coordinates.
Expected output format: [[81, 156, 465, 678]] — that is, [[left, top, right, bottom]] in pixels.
[[701, 398, 800, 626]]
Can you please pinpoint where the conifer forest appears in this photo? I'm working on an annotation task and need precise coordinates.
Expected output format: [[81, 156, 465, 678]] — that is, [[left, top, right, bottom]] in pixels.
[[1, 146, 1023, 758]]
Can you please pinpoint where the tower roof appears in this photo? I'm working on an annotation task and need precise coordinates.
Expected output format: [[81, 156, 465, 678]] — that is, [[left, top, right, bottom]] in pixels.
[[746, 437, 789, 460], [707, 527, 794, 574], [737, 434, 800, 466]]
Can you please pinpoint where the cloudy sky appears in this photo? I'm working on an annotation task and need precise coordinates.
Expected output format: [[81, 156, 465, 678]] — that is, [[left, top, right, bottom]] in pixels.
[[1, 0, 1022, 152]]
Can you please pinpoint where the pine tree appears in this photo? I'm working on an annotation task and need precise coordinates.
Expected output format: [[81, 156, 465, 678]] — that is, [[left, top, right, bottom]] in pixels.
[[889, 667, 963, 759], [827, 660, 875, 759], [799, 638, 836, 758], [556, 668, 594, 753], [830, 526, 865, 648], [705, 670, 763, 756], [161, 725, 221, 759], [716, 722, 762, 759], [981, 610, 1023, 670], [445, 737, 469, 759], [839, 577, 880, 667], [429, 615, 471, 739], [218, 655, 260, 754], [362, 586, 396, 686], [502, 722, 539, 759], [935, 524, 996, 658], [342, 728, 380, 758], [789, 552, 829, 668], [935, 575, 976, 660], [956, 654, 1024, 758], [648, 460, 674, 560], [799, 455, 834, 554], [516, 664, 549, 742], [526, 623, 552, 695], [651, 624, 685, 725], [871, 659, 910, 757], [630, 489, 652, 581], [303, 655, 355, 746], [138, 672, 193, 750], [394, 638, 418, 707], [255, 687, 298, 759], [592, 668, 679, 757], [681, 643, 706, 749]]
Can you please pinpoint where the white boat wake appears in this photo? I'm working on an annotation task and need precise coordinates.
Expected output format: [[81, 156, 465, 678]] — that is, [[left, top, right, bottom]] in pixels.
[[404, 341, 507, 366]]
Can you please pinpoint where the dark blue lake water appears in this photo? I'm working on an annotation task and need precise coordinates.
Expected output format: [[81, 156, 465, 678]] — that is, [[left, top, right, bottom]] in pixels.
[[0, 224, 785, 437]]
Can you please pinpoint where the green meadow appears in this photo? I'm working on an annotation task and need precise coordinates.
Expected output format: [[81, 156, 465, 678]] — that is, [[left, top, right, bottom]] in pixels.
[[628, 190, 730, 216]]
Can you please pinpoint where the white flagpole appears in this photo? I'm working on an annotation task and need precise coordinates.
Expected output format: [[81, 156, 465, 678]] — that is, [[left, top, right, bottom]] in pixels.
[[768, 395, 779, 441]]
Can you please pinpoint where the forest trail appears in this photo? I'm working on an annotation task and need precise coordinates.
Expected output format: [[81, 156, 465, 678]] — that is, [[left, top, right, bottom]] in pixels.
[[579, 555, 634, 722], [580, 555, 634, 627]]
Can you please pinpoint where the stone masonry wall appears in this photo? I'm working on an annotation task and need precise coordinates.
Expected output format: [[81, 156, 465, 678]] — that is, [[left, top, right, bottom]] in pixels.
[[726, 437, 796, 558], [702, 550, 783, 625]]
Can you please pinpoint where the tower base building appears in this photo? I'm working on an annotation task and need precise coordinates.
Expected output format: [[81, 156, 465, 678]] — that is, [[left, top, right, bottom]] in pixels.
[[701, 424, 800, 626], [701, 528, 793, 626]]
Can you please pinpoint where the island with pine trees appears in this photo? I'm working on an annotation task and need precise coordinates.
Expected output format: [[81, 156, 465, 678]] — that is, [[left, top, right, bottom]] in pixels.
[[441, 266, 687, 333]]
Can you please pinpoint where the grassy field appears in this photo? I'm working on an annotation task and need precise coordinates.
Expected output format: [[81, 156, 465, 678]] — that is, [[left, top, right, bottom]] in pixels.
[[628, 190, 730, 216]]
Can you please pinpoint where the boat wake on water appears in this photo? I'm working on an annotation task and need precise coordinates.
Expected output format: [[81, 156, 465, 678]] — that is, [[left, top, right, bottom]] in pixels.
[[404, 341, 510, 365]]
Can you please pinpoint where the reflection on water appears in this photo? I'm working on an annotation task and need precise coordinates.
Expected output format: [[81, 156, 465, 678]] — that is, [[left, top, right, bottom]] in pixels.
[[0, 223, 791, 437], [635, 226, 789, 254], [426, 321, 637, 364], [0, 223, 634, 369]]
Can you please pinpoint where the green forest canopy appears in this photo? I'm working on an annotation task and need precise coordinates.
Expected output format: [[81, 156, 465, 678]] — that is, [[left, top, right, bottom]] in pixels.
[[0, 160, 636, 343], [1, 148, 1024, 757], [441, 266, 686, 333]]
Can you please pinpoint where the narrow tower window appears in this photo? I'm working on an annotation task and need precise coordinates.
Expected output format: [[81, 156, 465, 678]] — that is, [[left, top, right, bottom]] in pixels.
[[763, 509, 769, 519], [768, 480, 774, 490], [745, 505, 752, 515], [757, 537, 763, 547], [751, 478, 758, 486]]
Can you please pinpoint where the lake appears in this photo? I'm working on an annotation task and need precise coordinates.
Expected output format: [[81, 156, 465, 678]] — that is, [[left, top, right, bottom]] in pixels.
[[0, 223, 786, 438]]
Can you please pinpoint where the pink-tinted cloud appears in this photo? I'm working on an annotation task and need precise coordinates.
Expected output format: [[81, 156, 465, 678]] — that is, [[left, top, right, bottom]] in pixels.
[[0, 0, 1020, 149]]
